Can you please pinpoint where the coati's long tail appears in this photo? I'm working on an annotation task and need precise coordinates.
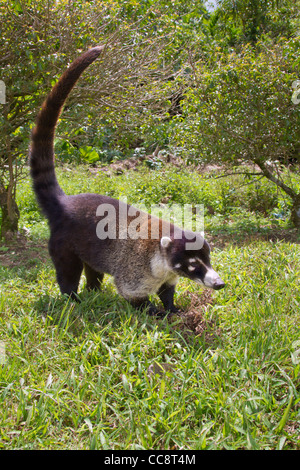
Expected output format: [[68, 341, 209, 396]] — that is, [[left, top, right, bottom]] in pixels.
[[29, 46, 105, 222]]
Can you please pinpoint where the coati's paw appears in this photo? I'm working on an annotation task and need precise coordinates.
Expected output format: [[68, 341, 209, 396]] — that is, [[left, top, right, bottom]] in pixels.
[[146, 303, 164, 317], [63, 292, 81, 303], [168, 305, 180, 314], [130, 299, 179, 318], [148, 305, 180, 318]]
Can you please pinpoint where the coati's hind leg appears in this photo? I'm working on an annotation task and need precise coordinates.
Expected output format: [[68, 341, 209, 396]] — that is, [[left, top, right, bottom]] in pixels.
[[84, 263, 104, 291], [49, 244, 83, 299]]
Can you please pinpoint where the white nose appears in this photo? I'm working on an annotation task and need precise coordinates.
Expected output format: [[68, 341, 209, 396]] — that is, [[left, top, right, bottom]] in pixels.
[[204, 269, 225, 290]]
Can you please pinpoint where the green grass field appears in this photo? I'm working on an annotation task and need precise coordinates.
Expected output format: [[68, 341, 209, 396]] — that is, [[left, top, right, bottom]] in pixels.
[[0, 162, 300, 449]]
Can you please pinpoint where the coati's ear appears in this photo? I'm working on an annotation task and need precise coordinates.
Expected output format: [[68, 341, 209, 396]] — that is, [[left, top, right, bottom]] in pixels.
[[160, 236, 172, 249]]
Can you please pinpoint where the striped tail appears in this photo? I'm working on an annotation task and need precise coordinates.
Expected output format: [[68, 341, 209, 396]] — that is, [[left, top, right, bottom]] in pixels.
[[29, 46, 104, 222]]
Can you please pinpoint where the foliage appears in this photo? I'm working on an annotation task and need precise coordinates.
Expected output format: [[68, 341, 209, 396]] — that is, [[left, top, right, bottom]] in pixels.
[[16, 164, 297, 243], [172, 38, 300, 226], [176, 40, 300, 163], [0, 0, 176, 236], [217, 0, 299, 44], [1, 0, 300, 233]]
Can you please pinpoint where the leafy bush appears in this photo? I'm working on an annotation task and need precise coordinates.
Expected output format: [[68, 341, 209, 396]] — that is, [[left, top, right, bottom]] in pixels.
[[171, 37, 300, 226]]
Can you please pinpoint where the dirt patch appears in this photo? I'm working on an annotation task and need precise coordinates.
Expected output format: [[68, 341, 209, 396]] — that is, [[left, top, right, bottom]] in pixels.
[[0, 233, 48, 269], [91, 150, 187, 177], [93, 152, 226, 177], [172, 290, 222, 344]]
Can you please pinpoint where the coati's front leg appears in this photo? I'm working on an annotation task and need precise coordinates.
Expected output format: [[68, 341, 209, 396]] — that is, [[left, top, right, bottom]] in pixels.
[[157, 283, 179, 314], [84, 263, 104, 291], [114, 275, 166, 317]]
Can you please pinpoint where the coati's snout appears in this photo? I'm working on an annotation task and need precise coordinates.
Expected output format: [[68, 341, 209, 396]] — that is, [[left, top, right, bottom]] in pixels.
[[211, 277, 226, 290], [201, 269, 225, 290], [183, 263, 225, 291], [162, 236, 225, 291]]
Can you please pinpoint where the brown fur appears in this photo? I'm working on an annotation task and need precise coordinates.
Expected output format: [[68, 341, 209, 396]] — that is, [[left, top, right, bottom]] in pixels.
[[29, 47, 224, 315]]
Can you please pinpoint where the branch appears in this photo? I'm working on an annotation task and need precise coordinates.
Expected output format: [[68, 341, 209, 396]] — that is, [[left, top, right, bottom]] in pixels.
[[253, 158, 298, 200], [213, 171, 263, 179]]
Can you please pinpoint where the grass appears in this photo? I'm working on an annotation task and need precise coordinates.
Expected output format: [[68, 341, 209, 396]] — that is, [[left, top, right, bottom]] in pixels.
[[0, 162, 300, 449]]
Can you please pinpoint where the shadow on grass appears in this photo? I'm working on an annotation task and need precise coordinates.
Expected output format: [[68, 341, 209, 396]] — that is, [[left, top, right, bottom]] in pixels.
[[0, 234, 225, 349], [31, 280, 223, 352], [0, 232, 244, 350], [33, 284, 125, 323]]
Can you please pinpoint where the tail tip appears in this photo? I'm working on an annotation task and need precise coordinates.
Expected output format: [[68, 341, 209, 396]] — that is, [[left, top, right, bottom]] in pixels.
[[91, 45, 106, 54]]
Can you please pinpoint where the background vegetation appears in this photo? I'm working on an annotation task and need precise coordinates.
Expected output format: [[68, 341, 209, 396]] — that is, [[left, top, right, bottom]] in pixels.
[[0, 0, 300, 450], [1, 0, 300, 234]]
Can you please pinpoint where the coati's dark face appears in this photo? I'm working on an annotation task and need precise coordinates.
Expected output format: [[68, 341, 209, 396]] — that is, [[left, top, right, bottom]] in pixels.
[[163, 236, 225, 290]]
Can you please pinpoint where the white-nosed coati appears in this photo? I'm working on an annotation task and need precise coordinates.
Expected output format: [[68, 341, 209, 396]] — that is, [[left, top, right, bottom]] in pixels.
[[29, 46, 225, 315]]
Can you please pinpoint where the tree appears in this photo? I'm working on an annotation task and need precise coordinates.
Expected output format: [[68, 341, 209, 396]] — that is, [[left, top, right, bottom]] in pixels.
[[216, 0, 299, 44], [0, 0, 57, 237], [172, 39, 300, 227], [0, 0, 173, 238]]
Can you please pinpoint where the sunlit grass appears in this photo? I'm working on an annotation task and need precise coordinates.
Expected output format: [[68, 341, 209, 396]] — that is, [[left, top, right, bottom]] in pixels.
[[1, 164, 300, 449]]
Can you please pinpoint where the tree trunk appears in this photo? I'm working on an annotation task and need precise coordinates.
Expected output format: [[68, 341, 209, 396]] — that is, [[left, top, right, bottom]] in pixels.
[[0, 188, 20, 239], [253, 158, 300, 230], [0, 123, 20, 239], [290, 195, 300, 229]]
